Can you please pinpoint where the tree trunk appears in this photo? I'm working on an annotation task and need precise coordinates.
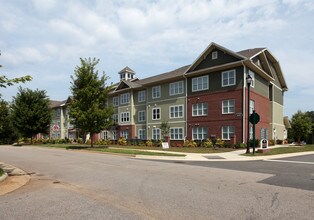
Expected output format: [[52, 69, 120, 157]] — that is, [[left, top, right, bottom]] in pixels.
[[297, 136, 301, 145], [91, 133, 94, 148]]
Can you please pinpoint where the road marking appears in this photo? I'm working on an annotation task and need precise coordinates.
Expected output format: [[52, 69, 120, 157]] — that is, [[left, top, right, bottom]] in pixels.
[[265, 159, 314, 165]]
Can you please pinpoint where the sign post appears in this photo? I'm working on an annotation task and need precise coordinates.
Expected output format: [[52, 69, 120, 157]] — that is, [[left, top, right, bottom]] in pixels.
[[249, 110, 260, 154]]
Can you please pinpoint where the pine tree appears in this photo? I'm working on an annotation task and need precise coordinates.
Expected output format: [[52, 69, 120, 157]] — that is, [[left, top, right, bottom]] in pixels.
[[69, 58, 114, 147]]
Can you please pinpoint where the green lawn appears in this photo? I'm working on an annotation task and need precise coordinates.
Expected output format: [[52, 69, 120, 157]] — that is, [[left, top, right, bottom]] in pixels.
[[33, 144, 185, 157], [244, 145, 314, 156], [32, 143, 236, 154]]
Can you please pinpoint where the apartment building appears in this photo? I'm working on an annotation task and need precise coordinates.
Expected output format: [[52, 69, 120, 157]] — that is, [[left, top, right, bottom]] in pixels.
[[48, 42, 288, 144]]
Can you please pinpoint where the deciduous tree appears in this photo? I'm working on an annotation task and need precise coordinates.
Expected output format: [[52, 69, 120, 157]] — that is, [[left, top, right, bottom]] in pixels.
[[11, 87, 51, 143], [290, 110, 312, 144], [69, 58, 114, 147]]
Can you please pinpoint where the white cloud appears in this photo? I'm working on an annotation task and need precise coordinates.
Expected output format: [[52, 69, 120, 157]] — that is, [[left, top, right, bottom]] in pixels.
[[31, 0, 58, 11]]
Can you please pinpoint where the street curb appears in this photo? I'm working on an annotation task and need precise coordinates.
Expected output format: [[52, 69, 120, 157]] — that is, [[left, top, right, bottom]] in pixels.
[[0, 172, 8, 183]]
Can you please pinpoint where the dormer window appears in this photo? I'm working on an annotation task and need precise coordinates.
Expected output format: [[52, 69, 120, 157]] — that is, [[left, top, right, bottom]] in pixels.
[[212, 51, 218, 60]]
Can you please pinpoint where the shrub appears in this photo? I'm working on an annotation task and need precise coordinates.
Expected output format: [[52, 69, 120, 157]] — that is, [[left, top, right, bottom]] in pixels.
[[118, 137, 127, 145], [146, 139, 153, 147], [235, 142, 246, 149], [276, 139, 283, 145], [201, 139, 213, 148], [249, 139, 260, 147], [268, 139, 275, 146], [216, 138, 225, 148], [183, 140, 197, 148], [0, 168, 4, 177]]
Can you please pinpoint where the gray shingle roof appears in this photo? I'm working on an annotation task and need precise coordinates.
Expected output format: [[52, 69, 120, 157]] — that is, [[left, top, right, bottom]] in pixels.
[[237, 48, 265, 59], [118, 66, 135, 74]]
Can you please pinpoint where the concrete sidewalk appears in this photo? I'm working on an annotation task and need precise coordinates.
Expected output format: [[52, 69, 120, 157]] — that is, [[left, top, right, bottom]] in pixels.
[[135, 145, 314, 161]]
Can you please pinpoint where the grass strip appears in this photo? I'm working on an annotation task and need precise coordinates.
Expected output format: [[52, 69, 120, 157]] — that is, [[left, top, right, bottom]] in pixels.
[[243, 145, 314, 156]]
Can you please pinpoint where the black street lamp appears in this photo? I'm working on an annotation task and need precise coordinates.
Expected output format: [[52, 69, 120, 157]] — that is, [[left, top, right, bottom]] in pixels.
[[246, 74, 252, 154]]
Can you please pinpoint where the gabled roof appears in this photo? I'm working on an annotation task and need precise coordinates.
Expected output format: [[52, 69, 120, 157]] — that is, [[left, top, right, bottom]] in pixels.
[[50, 100, 63, 108], [138, 65, 189, 86], [185, 42, 247, 74], [237, 48, 266, 59], [118, 66, 135, 74]]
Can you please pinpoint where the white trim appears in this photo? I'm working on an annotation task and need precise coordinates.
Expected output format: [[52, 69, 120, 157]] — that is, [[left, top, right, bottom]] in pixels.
[[169, 81, 184, 96], [221, 69, 236, 87], [152, 107, 161, 120], [222, 99, 235, 114], [221, 126, 235, 140], [120, 93, 130, 105], [212, 51, 218, 60], [148, 121, 186, 125], [152, 86, 161, 99], [270, 82, 283, 91], [192, 102, 208, 117], [192, 75, 209, 92], [147, 96, 185, 105], [120, 111, 130, 123], [138, 90, 146, 102], [170, 127, 184, 140], [138, 110, 146, 122], [169, 105, 184, 119]]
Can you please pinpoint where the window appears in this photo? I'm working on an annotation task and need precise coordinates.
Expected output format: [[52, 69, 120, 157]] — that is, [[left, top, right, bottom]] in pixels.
[[120, 93, 130, 104], [170, 128, 184, 140], [169, 81, 184, 95], [152, 86, 161, 99], [192, 75, 208, 92], [152, 128, 161, 140], [138, 110, 146, 122], [222, 69, 236, 87], [212, 51, 218, 59], [122, 130, 128, 139], [120, 112, 130, 123], [192, 127, 208, 140], [113, 131, 118, 140], [56, 109, 61, 117], [152, 108, 161, 120], [260, 128, 269, 140], [192, 103, 208, 116], [222, 126, 235, 140], [248, 71, 255, 87], [113, 114, 118, 123], [249, 100, 255, 114], [170, 105, 183, 119], [138, 129, 146, 140], [138, 90, 146, 102], [113, 97, 119, 106], [222, 100, 235, 114], [103, 131, 109, 140]]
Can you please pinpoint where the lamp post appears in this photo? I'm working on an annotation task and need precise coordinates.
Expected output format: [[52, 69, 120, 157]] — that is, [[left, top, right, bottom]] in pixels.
[[246, 74, 252, 154]]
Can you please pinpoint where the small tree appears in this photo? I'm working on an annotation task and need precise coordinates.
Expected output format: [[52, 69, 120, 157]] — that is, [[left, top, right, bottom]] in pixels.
[[290, 110, 313, 145], [10, 87, 51, 143], [160, 121, 170, 140], [69, 58, 114, 147]]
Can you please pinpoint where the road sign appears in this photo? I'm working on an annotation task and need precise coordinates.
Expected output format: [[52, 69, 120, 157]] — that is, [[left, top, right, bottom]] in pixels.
[[249, 111, 260, 124]]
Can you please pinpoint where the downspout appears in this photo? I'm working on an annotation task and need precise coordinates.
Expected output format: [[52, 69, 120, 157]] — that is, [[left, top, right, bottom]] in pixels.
[[183, 74, 188, 143], [242, 61, 246, 143]]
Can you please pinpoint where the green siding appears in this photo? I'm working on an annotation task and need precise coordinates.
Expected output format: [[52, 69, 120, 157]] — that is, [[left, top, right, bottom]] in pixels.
[[193, 49, 241, 71], [273, 87, 283, 105], [253, 73, 269, 98]]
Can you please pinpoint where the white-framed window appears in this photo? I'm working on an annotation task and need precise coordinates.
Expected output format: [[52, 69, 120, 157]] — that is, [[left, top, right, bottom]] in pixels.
[[222, 100, 235, 114], [222, 69, 236, 87], [113, 131, 118, 140], [248, 71, 255, 87], [152, 128, 161, 140], [138, 90, 146, 102], [192, 103, 208, 116], [169, 105, 183, 119], [138, 129, 146, 140], [121, 130, 128, 139], [170, 128, 184, 140], [113, 114, 118, 123], [192, 75, 208, 92], [212, 51, 218, 60], [138, 110, 146, 122], [222, 126, 235, 140], [250, 100, 255, 114], [192, 127, 208, 140], [103, 130, 109, 140], [113, 96, 119, 106], [120, 112, 130, 123], [152, 86, 161, 99], [120, 93, 130, 104], [169, 81, 184, 96], [152, 108, 161, 120]]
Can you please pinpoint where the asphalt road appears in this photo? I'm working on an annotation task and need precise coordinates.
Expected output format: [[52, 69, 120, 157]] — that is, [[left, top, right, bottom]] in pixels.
[[156, 154, 314, 191], [1, 145, 314, 220]]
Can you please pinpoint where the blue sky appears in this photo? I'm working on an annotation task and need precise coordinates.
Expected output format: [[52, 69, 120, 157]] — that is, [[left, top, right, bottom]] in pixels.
[[0, 0, 313, 117]]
